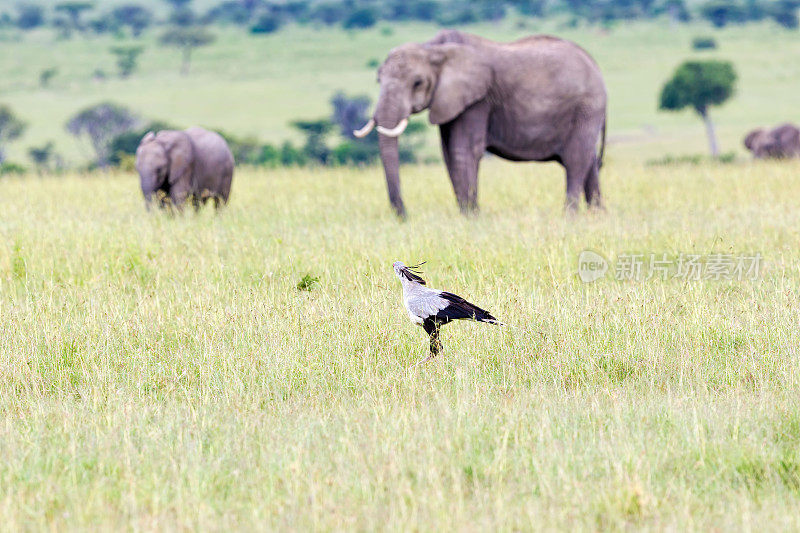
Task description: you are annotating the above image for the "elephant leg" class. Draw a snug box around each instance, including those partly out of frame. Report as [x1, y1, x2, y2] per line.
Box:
[169, 183, 191, 213]
[562, 133, 598, 213]
[439, 101, 489, 215]
[584, 160, 603, 209]
[191, 195, 201, 212]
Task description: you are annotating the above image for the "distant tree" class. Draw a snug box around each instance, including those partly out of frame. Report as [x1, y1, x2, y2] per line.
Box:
[164, 0, 192, 8]
[509, 0, 546, 17]
[770, 0, 800, 28]
[659, 60, 737, 157]
[159, 26, 216, 75]
[110, 45, 145, 78]
[66, 102, 138, 168]
[331, 92, 371, 139]
[111, 4, 152, 36]
[88, 13, 119, 34]
[169, 6, 196, 26]
[700, 0, 746, 27]
[0, 105, 26, 164]
[28, 142, 64, 174]
[311, 1, 347, 24]
[250, 12, 282, 34]
[204, 1, 252, 25]
[55, 2, 95, 31]
[343, 6, 377, 29]
[692, 36, 718, 50]
[665, 0, 691, 23]
[52, 16, 75, 39]
[39, 67, 59, 88]
[292, 119, 333, 164]
[15, 3, 45, 29]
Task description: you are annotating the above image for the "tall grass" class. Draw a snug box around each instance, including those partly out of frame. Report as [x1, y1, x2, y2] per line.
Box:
[1, 159, 799, 528]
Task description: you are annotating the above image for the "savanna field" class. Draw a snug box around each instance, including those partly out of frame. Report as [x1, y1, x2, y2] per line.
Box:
[2, 14, 800, 531]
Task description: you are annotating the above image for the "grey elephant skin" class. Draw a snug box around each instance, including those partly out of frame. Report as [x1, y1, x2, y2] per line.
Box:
[744, 124, 800, 159]
[356, 30, 607, 217]
[135, 127, 234, 211]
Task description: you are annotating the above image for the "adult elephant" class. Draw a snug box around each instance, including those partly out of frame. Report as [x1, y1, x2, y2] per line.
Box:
[744, 124, 800, 159]
[135, 127, 234, 211]
[354, 30, 607, 217]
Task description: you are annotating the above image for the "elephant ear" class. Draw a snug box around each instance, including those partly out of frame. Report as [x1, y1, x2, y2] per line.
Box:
[743, 129, 763, 151]
[141, 131, 156, 144]
[157, 131, 194, 186]
[427, 44, 491, 125]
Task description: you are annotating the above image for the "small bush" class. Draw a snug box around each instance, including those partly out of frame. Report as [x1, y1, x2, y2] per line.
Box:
[0, 161, 27, 175]
[250, 13, 282, 34]
[692, 36, 718, 50]
[343, 7, 377, 29]
[296, 274, 319, 291]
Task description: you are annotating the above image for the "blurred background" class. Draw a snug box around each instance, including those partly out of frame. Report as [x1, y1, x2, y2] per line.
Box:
[0, 0, 798, 173]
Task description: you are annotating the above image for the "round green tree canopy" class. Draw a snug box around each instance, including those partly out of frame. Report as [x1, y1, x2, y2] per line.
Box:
[659, 60, 737, 114]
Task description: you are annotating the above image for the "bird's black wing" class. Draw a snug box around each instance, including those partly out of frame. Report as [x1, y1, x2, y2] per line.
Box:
[434, 291, 499, 323]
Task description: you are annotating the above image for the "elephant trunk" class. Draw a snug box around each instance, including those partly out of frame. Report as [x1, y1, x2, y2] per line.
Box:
[378, 134, 406, 219]
[375, 92, 410, 219]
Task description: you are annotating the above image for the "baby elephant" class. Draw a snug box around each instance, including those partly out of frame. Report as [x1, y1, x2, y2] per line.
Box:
[744, 123, 800, 159]
[135, 126, 234, 211]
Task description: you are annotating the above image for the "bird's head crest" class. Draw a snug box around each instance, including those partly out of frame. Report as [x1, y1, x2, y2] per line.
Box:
[393, 261, 426, 285]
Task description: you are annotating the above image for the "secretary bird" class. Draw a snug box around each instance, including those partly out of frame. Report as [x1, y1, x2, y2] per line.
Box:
[393, 261, 503, 361]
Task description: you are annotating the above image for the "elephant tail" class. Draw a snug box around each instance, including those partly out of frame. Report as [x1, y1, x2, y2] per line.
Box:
[597, 118, 606, 170]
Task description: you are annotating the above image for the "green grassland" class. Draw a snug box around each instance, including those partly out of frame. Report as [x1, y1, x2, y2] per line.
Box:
[2, 17, 800, 530]
[1, 158, 800, 528]
[0, 20, 799, 164]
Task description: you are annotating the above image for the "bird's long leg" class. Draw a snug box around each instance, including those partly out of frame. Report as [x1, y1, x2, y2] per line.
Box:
[429, 326, 442, 357]
[418, 320, 442, 364]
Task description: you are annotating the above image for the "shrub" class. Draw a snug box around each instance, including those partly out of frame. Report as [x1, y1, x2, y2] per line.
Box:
[111, 4, 153, 37]
[66, 102, 139, 168]
[39, 68, 58, 88]
[700, 0, 747, 27]
[250, 13, 282, 34]
[692, 36, 718, 50]
[15, 4, 45, 30]
[343, 7, 377, 29]
[0, 162, 27, 175]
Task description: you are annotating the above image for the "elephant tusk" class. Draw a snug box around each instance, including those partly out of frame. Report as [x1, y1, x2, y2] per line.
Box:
[376, 118, 408, 138]
[353, 119, 375, 138]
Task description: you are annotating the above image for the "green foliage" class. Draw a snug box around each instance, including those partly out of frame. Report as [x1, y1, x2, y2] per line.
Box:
[159, 26, 216, 74]
[292, 119, 334, 164]
[111, 4, 153, 37]
[770, 0, 800, 28]
[343, 7, 377, 29]
[0, 161, 26, 175]
[109, 45, 145, 78]
[0, 105, 26, 163]
[250, 12, 282, 34]
[204, 1, 253, 25]
[692, 36, 718, 50]
[700, 0, 747, 27]
[659, 60, 737, 114]
[296, 274, 320, 291]
[15, 3, 44, 29]
[55, 1, 95, 30]
[28, 141, 64, 173]
[66, 102, 138, 168]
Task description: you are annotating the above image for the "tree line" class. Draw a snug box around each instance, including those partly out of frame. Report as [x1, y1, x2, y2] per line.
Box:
[3, 0, 799, 34]
[0, 92, 427, 175]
